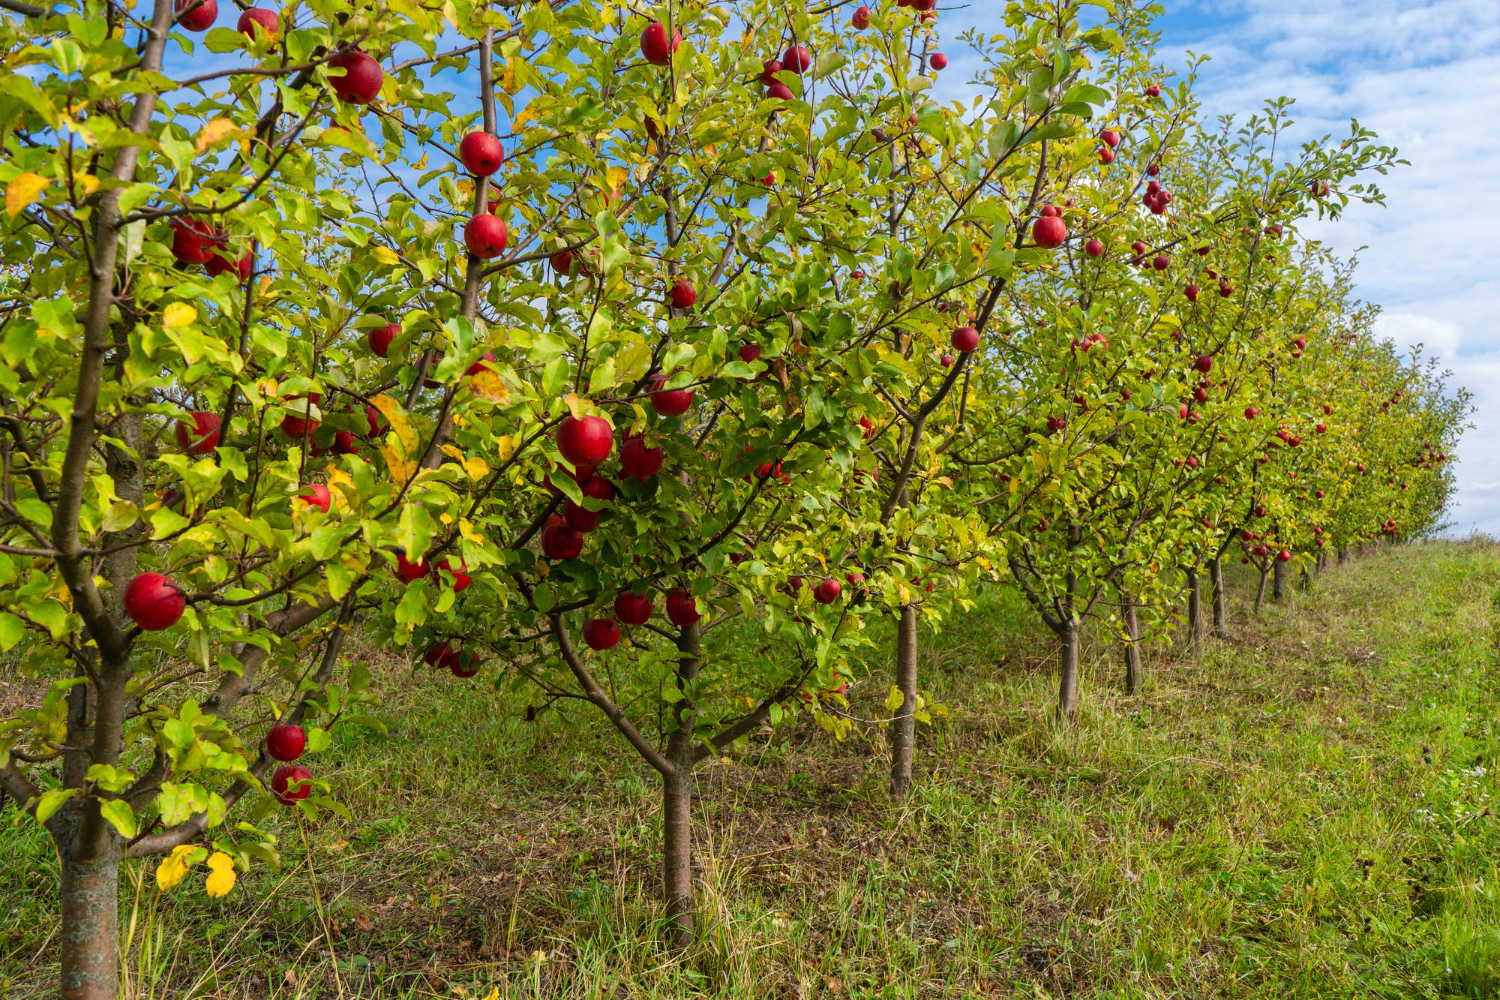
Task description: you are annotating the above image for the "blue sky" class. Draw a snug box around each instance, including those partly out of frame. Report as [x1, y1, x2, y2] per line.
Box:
[936, 0, 1500, 537]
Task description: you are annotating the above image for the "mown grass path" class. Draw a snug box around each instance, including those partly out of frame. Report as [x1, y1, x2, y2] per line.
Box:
[3, 541, 1497, 998]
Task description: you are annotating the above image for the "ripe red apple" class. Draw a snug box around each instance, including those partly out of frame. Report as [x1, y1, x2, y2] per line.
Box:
[582, 618, 621, 650]
[1145, 83, 1161, 98]
[1152, 254, 1169, 271]
[666, 588, 701, 627]
[928, 52, 947, 71]
[640, 20, 682, 66]
[266, 723, 306, 762]
[939, 354, 954, 368]
[424, 642, 457, 670]
[395, 553, 429, 582]
[852, 4, 871, 28]
[280, 394, 320, 439]
[1244, 407, 1259, 419]
[620, 434, 664, 480]
[174, 411, 222, 454]
[557, 414, 614, 466]
[1032, 215, 1067, 248]
[1085, 239, 1104, 258]
[550, 249, 575, 275]
[950, 325, 979, 352]
[1316, 423, 1327, 434]
[368, 321, 399, 358]
[759, 57, 783, 85]
[175, 0, 216, 30]
[439, 557, 471, 591]
[615, 590, 653, 625]
[297, 483, 331, 513]
[271, 765, 312, 804]
[449, 650, 480, 677]
[465, 350, 496, 377]
[813, 578, 842, 604]
[782, 44, 812, 73]
[124, 573, 186, 631]
[236, 7, 276, 37]
[541, 522, 583, 560]
[1100, 129, 1120, 147]
[169, 219, 220, 264]
[459, 131, 504, 176]
[564, 475, 615, 532]
[1098, 147, 1115, 165]
[1184, 283, 1199, 302]
[205, 248, 252, 282]
[1194, 355, 1212, 373]
[669, 278, 697, 310]
[1276, 550, 1291, 563]
[1219, 280, 1234, 297]
[464, 213, 508, 258]
[328, 50, 382, 105]
[648, 375, 695, 416]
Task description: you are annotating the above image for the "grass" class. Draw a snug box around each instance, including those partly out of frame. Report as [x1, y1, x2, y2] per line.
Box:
[3, 539, 1499, 998]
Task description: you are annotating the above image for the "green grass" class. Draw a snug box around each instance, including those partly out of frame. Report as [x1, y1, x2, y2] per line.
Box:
[4, 540, 1499, 998]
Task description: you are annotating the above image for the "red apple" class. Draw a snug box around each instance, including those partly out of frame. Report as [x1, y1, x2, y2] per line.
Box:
[615, 590, 653, 625]
[1145, 83, 1161, 98]
[1244, 407, 1259, 419]
[767, 81, 795, 101]
[1276, 550, 1291, 563]
[280, 394, 320, 439]
[648, 375, 694, 416]
[464, 213, 508, 258]
[782, 44, 812, 74]
[271, 764, 312, 804]
[620, 434, 664, 480]
[236, 7, 276, 37]
[1100, 129, 1120, 147]
[124, 573, 186, 631]
[939, 354, 954, 367]
[558, 414, 614, 466]
[1098, 147, 1115, 165]
[170, 219, 221, 264]
[541, 522, 583, 560]
[1085, 239, 1104, 258]
[465, 350, 496, 377]
[669, 278, 697, 310]
[368, 321, 400, 358]
[813, 578, 842, 604]
[1032, 215, 1067, 248]
[1184, 284, 1200, 302]
[666, 588, 700, 627]
[640, 20, 681, 66]
[266, 724, 306, 762]
[1194, 355, 1212, 373]
[458, 131, 504, 176]
[759, 58, 784, 85]
[175, 0, 216, 30]
[582, 618, 621, 650]
[328, 50, 382, 105]
[174, 411, 222, 454]
[297, 483, 331, 513]
[439, 558, 470, 591]
[395, 553, 429, 582]
[205, 248, 252, 282]
[950, 325, 979, 352]
[928, 52, 947, 71]
[852, 5, 871, 28]
[331, 431, 358, 455]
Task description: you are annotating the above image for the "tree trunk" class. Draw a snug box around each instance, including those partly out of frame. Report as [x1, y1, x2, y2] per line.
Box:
[660, 764, 694, 948]
[1209, 557, 1228, 639]
[1121, 595, 1142, 694]
[1057, 620, 1080, 720]
[1272, 560, 1286, 602]
[888, 603, 919, 798]
[1254, 568, 1268, 616]
[1186, 569, 1203, 654]
[60, 849, 120, 1000]
[659, 621, 701, 948]
[1338, 546, 1349, 565]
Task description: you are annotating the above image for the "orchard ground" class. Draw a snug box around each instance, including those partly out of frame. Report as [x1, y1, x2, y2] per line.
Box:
[3, 540, 1498, 999]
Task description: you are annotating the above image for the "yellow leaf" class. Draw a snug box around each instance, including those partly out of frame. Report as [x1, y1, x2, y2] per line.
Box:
[469, 368, 509, 402]
[605, 166, 627, 192]
[371, 245, 401, 267]
[459, 518, 484, 544]
[494, 434, 515, 462]
[6, 172, 50, 218]
[463, 455, 489, 480]
[156, 845, 198, 891]
[204, 851, 236, 898]
[563, 394, 583, 420]
[884, 686, 906, 712]
[76, 174, 100, 196]
[500, 57, 522, 95]
[162, 303, 197, 329]
[512, 107, 534, 130]
[369, 394, 417, 455]
[194, 118, 238, 154]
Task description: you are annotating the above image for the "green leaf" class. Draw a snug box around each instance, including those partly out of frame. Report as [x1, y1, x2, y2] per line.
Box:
[99, 799, 138, 838]
[34, 787, 77, 824]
